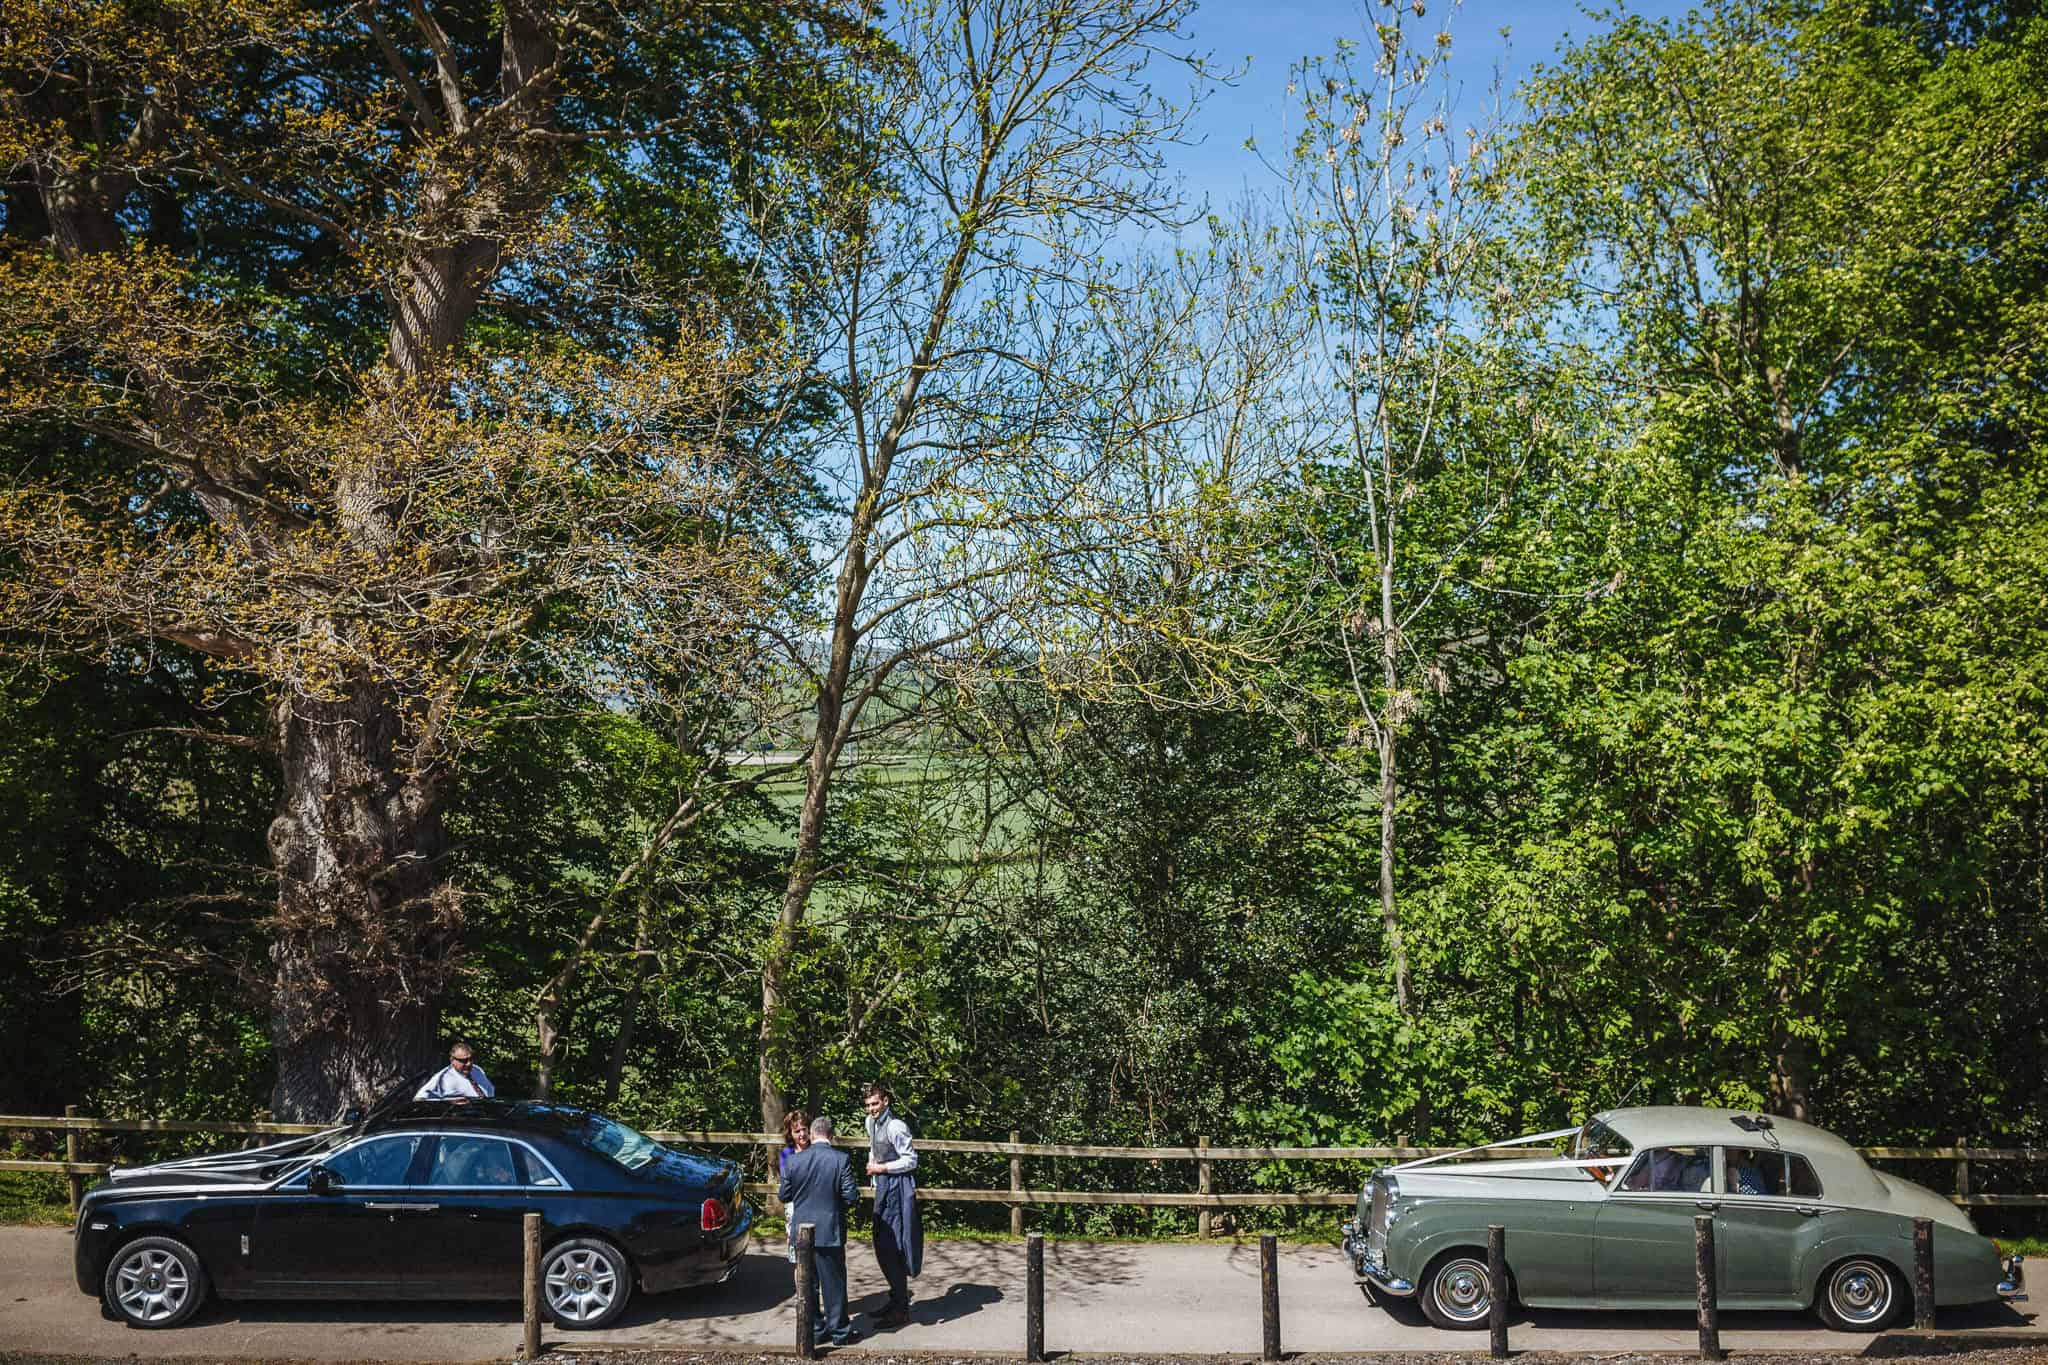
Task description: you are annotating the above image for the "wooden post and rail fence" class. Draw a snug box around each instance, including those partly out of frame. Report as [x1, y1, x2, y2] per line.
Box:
[4, 1112, 2043, 1219]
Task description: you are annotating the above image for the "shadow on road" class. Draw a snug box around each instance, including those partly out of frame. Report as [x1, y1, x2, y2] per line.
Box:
[1047, 1238, 1141, 1294]
[853, 1281, 1004, 1333]
[206, 1300, 517, 1330]
[1868, 1301, 2041, 1356]
[629, 1254, 794, 1326]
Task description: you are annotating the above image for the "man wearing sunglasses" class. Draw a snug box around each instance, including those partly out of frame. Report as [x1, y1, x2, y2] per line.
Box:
[415, 1042, 497, 1100]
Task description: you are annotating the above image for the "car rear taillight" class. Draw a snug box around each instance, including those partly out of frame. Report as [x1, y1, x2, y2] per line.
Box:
[701, 1196, 728, 1232]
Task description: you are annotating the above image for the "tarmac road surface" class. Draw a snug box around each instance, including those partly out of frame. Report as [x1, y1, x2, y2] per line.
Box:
[1, 1225, 2037, 1359]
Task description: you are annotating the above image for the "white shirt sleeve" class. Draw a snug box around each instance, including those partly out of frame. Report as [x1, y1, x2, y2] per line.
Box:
[415, 1066, 486, 1099]
[881, 1116, 917, 1173]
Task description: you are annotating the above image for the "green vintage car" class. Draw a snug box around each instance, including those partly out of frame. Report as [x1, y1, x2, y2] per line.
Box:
[1340, 1106, 2025, 1332]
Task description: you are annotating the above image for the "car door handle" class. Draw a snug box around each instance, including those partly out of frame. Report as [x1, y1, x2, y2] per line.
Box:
[1796, 1205, 1823, 1217]
[1695, 1200, 1719, 1211]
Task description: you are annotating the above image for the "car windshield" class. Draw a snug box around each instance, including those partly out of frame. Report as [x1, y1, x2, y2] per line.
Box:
[576, 1112, 665, 1171]
[1572, 1118, 1634, 1185]
[261, 1125, 358, 1181]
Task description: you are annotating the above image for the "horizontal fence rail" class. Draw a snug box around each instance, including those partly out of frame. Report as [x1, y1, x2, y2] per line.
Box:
[4, 1114, 2043, 1212]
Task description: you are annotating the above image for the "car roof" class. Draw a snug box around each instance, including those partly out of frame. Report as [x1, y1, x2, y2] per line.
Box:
[1593, 1105, 1884, 1201]
[365, 1098, 599, 1138]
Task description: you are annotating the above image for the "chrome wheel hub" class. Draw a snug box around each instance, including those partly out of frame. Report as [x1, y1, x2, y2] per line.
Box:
[545, 1247, 620, 1322]
[1830, 1261, 1893, 1324]
[115, 1248, 192, 1323]
[1433, 1257, 1492, 1321]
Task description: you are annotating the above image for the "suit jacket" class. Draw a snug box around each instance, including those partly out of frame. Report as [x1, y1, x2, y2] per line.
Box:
[778, 1142, 858, 1248]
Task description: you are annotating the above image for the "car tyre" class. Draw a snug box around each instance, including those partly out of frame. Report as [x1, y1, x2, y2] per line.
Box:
[542, 1236, 634, 1330]
[1815, 1257, 1904, 1332]
[102, 1234, 208, 1329]
[1418, 1250, 1503, 1331]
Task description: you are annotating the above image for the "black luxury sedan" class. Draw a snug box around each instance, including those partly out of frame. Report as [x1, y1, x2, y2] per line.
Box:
[73, 1083, 753, 1330]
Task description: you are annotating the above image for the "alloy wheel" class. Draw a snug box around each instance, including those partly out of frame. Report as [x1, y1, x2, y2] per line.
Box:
[114, 1246, 193, 1324]
[545, 1245, 622, 1324]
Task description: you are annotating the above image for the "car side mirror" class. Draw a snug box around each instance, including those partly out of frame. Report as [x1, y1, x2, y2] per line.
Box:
[307, 1165, 341, 1196]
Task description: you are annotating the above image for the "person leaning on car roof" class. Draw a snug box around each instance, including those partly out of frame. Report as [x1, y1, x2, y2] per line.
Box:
[415, 1040, 496, 1100]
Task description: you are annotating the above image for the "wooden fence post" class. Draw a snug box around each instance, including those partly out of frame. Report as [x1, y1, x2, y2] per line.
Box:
[796, 1223, 818, 1358]
[1026, 1232, 1046, 1363]
[1260, 1233, 1281, 1361]
[64, 1105, 83, 1215]
[1957, 1140, 1972, 1205]
[1914, 1216, 1936, 1329]
[1011, 1130, 1023, 1236]
[1695, 1214, 1723, 1360]
[1198, 1135, 1212, 1238]
[522, 1212, 542, 1359]
[1487, 1225, 1508, 1360]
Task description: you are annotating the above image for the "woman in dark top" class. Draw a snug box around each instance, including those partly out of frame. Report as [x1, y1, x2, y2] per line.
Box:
[779, 1109, 811, 1262]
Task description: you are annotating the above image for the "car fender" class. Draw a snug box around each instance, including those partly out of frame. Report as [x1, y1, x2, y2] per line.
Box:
[1385, 1200, 1519, 1292]
[1792, 1209, 1908, 1305]
[77, 1210, 204, 1294]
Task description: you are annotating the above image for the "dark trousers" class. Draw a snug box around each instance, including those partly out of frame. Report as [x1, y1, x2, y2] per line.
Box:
[872, 1180, 916, 1311]
[809, 1244, 851, 1339]
[873, 1236, 910, 1312]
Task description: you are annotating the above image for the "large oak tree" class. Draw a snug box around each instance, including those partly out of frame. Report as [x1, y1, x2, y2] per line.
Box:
[0, 0, 856, 1118]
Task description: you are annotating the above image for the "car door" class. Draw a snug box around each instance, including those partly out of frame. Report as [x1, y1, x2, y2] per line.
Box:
[1713, 1146, 1826, 1306]
[1593, 1146, 1718, 1305]
[251, 1133, 431, 1295]
[407, 1134, 533, 1297]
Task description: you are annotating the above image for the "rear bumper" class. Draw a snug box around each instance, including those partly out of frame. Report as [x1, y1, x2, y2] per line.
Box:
[1999, 1255, 2026, 1302]
[641, 1203, 754, 1294]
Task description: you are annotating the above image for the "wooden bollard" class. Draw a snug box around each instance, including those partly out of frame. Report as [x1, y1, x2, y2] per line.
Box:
[65, 1106, 83, 1215]
[1260, 1233, 1281, 1361]
[1695, 1214, 1724, 1360]
[1026, 1232, 1046, 1362]
[1486, 1225, 1508, 1360]
[1914, 1216, 1936, 1329]
[1011, 1130, 1024, 1237]
[1198, 1136, 1212, 1238]
[521, 1212, 542, 1359]
[796, 1223, 818, 1358]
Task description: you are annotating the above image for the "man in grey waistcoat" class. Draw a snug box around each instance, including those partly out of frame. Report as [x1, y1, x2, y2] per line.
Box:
[863, 1081, 921, 1327]
[778, 1114, 861, 1345]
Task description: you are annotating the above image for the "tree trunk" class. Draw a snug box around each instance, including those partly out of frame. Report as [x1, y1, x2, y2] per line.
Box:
[1380, 547, 1411, 1017]
[265, 679, 457, 1120]
[603, 881, 656, 1107]
[1768, 1024, 1813, 1122]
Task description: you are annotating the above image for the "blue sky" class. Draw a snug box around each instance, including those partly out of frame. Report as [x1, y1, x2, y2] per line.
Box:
[1160, 0, 1687, 211]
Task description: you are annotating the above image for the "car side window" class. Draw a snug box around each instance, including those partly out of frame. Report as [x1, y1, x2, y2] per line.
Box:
[512, 1145, 563, 1187]
[325, 1134, 425, 1187]
[1786, 1154, 1822, 1198]
[424, 1135, 522, 1188]
[1619, 1145, 1712, 1193]
[1723, 1146, 1784, 1196]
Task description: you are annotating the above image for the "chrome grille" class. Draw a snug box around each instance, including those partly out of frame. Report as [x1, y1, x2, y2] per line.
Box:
[1366, 1176, 1389, 1258]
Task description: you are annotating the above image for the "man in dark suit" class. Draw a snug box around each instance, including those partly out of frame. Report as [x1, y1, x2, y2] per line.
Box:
[778, 1114, 861, 1345]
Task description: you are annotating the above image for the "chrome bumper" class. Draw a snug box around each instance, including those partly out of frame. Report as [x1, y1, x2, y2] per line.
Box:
[1999, 1255, 2026, 1301]
[1340, 1219, 1416, 1298]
